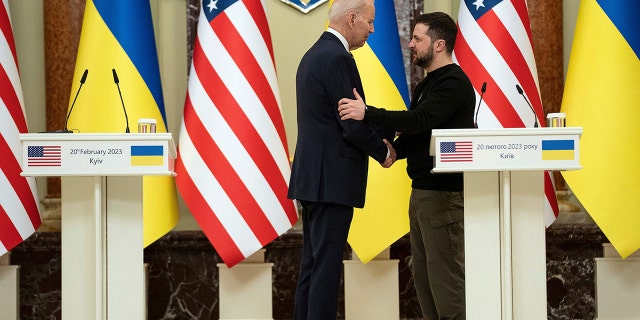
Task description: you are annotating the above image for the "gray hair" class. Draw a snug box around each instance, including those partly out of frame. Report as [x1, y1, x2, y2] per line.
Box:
[328, 0, 372, 23]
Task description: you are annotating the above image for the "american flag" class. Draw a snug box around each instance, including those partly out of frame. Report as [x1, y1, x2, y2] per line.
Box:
[453, 0, 559, 226]
[440, 141, 473, 162]
[0, 0, 41, 255]
[175, 0, 297, 267]
[27, 146, 62, 166]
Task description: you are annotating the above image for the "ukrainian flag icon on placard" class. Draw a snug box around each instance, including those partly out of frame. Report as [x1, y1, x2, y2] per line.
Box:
[131, 145, 164, 166]
[541, 140, 574, 160]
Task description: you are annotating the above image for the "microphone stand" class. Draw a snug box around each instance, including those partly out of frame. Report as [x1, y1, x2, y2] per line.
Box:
[474, 82, 487, 128]
[60, 69, 89, 133]
[516, 84, 538, 128]
[112, 69, 130, 133]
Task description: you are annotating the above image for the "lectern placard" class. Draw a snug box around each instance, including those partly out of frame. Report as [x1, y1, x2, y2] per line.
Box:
[430, 127, 582, 172]
[428, 127, 583, 320]
[19, 132, 177, 319]
[19, 133, 176, 176]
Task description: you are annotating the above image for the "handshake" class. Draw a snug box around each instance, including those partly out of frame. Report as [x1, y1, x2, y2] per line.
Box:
[381, 139, 397, 168]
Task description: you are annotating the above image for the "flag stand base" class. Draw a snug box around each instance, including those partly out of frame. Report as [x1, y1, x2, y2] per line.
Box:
[218, 249, 273, 320]
[0, 262, 19, 320]
[344, 248, 399, 320]
[595, 243, 640, 319]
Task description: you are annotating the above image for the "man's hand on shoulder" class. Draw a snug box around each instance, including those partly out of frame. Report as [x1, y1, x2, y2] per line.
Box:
[338, 88, 366, 121]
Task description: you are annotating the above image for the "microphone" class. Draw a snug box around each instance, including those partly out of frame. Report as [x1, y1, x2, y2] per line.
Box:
[60, 69, 88, 133]
[515, 84, 538, 128]
[112, 69, 130, 133]
[474, 81, 487, 128]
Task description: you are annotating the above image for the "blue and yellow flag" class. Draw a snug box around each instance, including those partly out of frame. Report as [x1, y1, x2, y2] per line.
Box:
[329, 0, 412, 263]
[68, 0, 179, 246]
[560, 0, 640, 258]
[541, 140, 575, 161]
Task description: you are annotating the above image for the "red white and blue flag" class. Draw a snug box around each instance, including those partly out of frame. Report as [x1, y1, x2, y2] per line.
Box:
[440, 141, 473, 162]
[175, 0, 297, 267]
[27, 146, 62, 167]
[0, 0, 41, 255]
[453, 0, 559, 226]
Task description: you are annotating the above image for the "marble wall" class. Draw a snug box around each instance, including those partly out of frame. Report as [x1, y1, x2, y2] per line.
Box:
[9, 232, 61, 319]
[546, 224, 606, 319]
[10, 224, 606, 320]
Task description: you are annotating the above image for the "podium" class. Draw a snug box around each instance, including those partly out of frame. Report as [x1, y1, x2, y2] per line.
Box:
[430, 127, 582, 320]
[20, 133, 176, 320]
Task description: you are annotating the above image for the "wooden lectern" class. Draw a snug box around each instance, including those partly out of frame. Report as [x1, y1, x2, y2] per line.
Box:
[20, 133, 176, 320]
[430, 127, 582, 320]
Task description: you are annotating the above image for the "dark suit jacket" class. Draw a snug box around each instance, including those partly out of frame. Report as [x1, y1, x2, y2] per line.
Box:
[288, 32, 390, 208]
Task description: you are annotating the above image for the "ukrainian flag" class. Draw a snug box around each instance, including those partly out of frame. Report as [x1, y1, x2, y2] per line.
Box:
[561, 0, 640, 258]
[67, 0, 179, 246]
[331, 0, 412, 263]
[541, 140, 574, 161]
[130, 146, 164, 166]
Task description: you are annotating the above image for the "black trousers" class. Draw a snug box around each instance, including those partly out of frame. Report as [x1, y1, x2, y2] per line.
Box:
[293, 201, 353, 320]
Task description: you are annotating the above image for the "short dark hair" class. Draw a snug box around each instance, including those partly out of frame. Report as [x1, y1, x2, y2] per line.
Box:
[414, 12, 458, 54]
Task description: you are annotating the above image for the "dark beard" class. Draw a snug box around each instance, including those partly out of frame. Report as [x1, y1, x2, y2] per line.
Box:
[413, 49, 434, 69]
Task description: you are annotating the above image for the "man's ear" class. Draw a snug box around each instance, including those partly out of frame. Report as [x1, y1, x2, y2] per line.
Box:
[348, 13, 357, 27]
[436, 39, 446, 52]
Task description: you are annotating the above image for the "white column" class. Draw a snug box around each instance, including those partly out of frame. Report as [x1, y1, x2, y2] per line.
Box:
[499, 171, 513, 319]
[464, 171, 547, 320]
[61, 176, 146, 320]
[106, 176, 145, 319]
[510, 171, 546, 319]
[464, 171, 502, 319]
[61, 176, 104, 320]
[344, 248, 399, 320]
[218, 249, 273, 320]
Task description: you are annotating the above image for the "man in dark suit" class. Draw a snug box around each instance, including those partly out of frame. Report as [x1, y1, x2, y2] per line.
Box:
[287, 0, 395, 318]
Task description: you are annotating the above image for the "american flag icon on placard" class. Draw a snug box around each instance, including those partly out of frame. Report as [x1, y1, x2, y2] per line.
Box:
[27, 145, 62, 166]
[440, 141, 473, 162]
